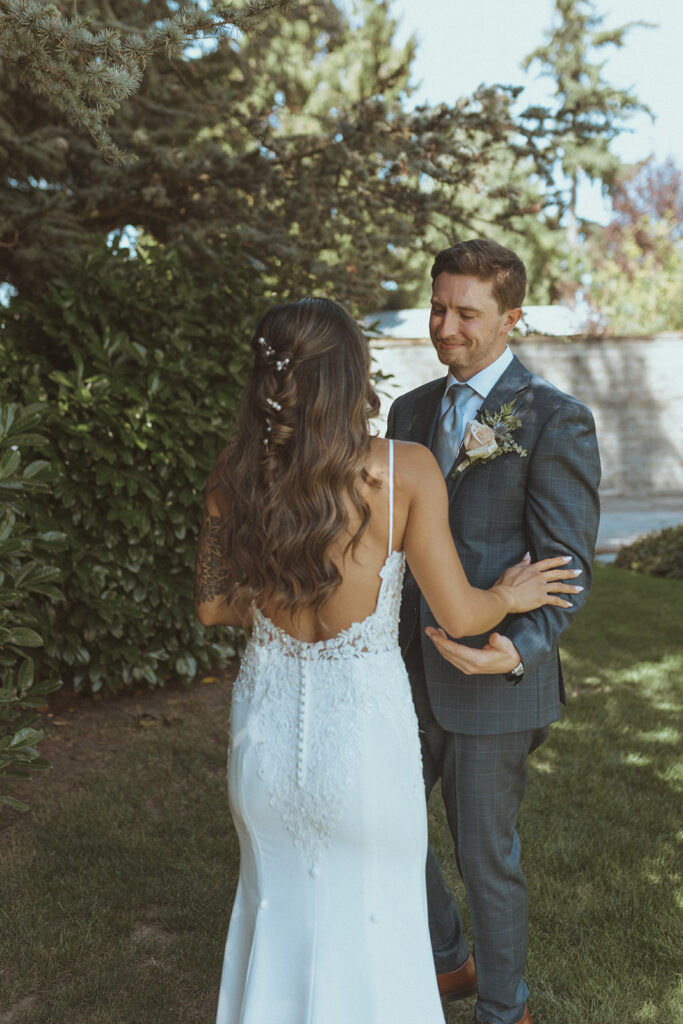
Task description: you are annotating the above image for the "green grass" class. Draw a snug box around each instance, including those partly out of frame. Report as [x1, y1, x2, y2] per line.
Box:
[1, 566, 682, 1024]
[0, 685, 238, 1024]
[439, 565, 683, 1024]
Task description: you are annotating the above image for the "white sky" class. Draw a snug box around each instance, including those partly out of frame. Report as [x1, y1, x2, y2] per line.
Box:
[387, 0, 683, 222]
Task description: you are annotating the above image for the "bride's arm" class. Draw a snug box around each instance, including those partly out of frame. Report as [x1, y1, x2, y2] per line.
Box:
[194, 488, 249, 628]
[399, 443, 578, 638]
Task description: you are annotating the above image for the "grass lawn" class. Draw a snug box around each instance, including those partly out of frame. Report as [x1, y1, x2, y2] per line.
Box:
[1, 565, 681, 1024]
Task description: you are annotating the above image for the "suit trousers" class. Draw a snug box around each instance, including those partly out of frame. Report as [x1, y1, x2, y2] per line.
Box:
[409, 642, 549, 1024]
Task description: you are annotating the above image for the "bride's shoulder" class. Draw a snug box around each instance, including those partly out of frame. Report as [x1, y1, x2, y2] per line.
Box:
[370, 437, 441, 486]
[393, 439, 440, 474]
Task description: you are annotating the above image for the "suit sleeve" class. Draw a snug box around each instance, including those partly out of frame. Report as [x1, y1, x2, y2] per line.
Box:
[503, 399, 601, 674]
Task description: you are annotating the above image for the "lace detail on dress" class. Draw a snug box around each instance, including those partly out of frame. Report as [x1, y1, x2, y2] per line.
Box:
[232, 551, 420, 866]
[246, 550, 405, 661]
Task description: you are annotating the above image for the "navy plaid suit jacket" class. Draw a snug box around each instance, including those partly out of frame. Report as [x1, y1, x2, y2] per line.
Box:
[386, 354, 601, 735]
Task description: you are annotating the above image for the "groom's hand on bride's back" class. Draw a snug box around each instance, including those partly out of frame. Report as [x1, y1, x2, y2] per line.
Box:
[424, 628, 522, 676]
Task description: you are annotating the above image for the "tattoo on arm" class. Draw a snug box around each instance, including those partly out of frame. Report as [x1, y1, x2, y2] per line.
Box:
[194, 510, 231, 606]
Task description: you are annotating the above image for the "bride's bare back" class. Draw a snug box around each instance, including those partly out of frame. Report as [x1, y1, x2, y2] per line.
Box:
[259, 437, 403, 642]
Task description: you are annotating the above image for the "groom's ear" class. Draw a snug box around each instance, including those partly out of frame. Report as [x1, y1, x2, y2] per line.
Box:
[503, 308, 523, 334]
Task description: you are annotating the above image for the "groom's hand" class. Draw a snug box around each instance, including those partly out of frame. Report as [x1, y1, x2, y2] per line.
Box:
[424, 628, 522, 676]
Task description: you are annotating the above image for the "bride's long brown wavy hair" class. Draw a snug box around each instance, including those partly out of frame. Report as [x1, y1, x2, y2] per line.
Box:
[209, 298, 381, 619]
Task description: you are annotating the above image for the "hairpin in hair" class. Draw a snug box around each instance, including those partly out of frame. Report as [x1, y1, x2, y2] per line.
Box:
[257, 335, 292, 373]
[266, 397, 282, 412]
[258, 336, 275, 359]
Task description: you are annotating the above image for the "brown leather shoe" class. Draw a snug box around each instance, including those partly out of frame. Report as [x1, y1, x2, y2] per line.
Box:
[436, 951, 477, 1000]
[478, 1004, 533, 1024]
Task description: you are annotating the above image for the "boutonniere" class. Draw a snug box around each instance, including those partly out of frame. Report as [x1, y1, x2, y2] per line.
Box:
[452, 399, 527, 477]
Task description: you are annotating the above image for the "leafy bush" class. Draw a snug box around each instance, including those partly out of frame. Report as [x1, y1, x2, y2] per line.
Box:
[615, 525, 683, 580]
[0, 402, 64, 810]
[0, 239, 263, 694]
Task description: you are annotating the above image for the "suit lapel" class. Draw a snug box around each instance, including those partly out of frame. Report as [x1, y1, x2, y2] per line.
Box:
[411, 378, 446, 449]
[446, 355, 532, 496]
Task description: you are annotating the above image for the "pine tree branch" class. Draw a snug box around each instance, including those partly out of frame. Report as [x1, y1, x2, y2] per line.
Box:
[0, 0, 292, 162]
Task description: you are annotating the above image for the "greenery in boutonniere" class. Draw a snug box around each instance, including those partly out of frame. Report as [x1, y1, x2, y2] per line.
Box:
[453, 399, 528, 476]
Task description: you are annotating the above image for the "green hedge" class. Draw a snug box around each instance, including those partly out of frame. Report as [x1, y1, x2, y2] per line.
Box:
[0, 239, 263, 694]
[615, 525, 683, 580]
[0, 402, 64, 809]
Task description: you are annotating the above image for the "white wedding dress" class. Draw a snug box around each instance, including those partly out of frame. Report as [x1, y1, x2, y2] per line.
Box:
[216, 442, 445, 1024]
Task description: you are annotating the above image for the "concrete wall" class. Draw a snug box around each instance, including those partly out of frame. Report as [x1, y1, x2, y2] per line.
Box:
[371, 334, 683, 497]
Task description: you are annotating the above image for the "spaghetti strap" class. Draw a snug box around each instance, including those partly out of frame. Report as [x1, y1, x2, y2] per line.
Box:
[387, 439, 394, 556]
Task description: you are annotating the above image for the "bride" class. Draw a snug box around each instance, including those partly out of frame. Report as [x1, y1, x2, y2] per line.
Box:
[194, 297, 578, 1024]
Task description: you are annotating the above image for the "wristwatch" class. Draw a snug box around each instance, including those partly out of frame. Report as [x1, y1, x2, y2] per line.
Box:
[506, 660, 525, 683]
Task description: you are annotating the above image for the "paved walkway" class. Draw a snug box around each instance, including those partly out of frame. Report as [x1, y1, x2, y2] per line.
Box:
[596, 494, 683, 556]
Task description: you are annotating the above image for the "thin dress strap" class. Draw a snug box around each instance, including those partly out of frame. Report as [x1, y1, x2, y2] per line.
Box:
[387, 439, 394, 556]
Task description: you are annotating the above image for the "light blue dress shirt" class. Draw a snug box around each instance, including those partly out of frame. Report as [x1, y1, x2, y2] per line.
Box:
[439, 346, 514, 448]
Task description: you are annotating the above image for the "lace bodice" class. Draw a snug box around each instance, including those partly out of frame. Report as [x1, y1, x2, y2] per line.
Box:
[248, 549, 405, 660]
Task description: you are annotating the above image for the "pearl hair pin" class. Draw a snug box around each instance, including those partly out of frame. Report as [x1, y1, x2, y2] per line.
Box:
[258, 336, 275, 359]
[258, 335, 291, 373]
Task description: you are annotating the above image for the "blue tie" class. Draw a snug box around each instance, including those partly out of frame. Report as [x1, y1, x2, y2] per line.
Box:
[434, 383, 475, 476]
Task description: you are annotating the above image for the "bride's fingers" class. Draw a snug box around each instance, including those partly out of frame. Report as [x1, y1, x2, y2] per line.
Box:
[531, 555, 574, 571]
[539, 568, 582, 582]
[544, 595, 573, 607]
[509, 551, 531, 567]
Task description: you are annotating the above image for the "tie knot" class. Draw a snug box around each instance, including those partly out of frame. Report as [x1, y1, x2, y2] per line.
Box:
[447, 383, 475, 409]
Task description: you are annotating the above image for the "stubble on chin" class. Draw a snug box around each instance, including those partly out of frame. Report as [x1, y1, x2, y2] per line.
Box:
[435, 347, 473, 380]
[433, 339, 468, 373]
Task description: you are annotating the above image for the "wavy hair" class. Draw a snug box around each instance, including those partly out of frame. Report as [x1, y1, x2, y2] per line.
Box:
[210, 298, 381, 620]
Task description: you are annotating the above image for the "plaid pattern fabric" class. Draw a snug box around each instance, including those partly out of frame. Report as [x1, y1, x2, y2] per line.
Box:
[387, 355, 601, 735]
[420, 714, 548, 1021]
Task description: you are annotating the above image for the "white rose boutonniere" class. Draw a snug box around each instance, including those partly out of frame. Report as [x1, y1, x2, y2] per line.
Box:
[454, 399, 528, 476]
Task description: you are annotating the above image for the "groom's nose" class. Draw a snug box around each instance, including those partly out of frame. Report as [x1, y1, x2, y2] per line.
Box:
[439, 309, 461, 337]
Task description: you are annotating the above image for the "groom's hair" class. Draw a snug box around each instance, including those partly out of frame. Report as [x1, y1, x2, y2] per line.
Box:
[431, 239, 526, 312]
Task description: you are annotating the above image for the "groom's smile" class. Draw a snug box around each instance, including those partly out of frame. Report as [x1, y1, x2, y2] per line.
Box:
[429, 273, 522, 382]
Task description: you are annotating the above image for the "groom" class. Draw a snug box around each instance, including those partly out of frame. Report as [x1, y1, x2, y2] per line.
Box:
[386, 239, 600, 1024]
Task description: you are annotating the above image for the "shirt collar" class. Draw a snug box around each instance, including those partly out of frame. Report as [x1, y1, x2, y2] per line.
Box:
[444, 345, 514, 399]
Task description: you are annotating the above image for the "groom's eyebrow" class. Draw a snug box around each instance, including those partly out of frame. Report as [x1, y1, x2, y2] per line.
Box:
[430, 300, 481, 313]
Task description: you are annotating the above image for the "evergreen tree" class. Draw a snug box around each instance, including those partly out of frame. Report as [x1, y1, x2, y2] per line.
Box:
[522, 0, 652, 246]
[1, 0, 553, 310]
[0, 0, 291, 162]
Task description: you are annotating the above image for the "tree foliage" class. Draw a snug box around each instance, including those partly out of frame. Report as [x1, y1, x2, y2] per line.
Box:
[0, 402, 63, 809]
[0, 0, 291, 162]
[583, 158, 683, 333]
[522, 0, 652, 243]
[609, 156, 683, 252]
[0, 237, 262, 695]
[1, 0, 554, 310]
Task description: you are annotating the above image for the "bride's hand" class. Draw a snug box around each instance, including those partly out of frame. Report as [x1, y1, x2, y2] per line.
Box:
[494, 553, 582, 614]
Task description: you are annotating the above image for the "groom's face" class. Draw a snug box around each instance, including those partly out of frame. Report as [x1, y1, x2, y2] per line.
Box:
[429, 273, 522, 381]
